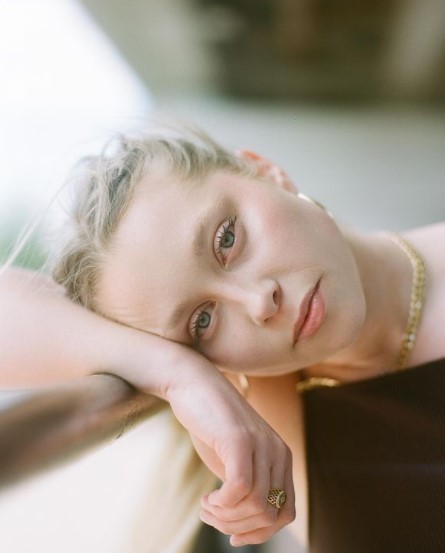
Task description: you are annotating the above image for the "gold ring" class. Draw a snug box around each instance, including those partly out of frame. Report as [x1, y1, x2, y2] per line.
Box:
[267, 488, 287, 509]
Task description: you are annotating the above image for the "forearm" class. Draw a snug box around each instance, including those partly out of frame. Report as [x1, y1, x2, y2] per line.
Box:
[0, 267, 184, 398]
[0, 268, 297, 545]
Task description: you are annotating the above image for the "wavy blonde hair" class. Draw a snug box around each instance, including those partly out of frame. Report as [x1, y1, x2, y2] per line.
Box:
[50, 122, 256, 553]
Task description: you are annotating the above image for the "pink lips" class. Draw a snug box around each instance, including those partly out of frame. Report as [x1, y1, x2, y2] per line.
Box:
[293, 279, 325, 345]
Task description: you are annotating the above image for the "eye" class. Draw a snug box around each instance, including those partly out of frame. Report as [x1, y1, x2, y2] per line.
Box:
[215, 216, 237, 264]
[189, 304, 215, 343]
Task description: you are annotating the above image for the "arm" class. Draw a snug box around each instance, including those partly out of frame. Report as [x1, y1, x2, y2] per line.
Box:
[0, 266, 295, 545]
[200, 372, 308, 547]
[0, 266, 180, 395]
[0, 267, 117, 384]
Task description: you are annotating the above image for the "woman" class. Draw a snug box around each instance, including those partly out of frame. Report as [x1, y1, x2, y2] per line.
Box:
[1, 123, 444, 551]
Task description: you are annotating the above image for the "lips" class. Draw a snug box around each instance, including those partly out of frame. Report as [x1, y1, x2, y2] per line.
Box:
[293, 279, 324, 345]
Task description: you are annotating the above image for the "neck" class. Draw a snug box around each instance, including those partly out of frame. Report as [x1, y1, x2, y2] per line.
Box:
[308, 229, 416, 383]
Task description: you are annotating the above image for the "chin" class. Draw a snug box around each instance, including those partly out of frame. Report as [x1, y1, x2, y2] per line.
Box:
[330, 299, 367, 354]
[301, 298, 366, 366]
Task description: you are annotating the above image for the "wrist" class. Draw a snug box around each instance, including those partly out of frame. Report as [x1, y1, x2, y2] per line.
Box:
[100, 322, 209, 401]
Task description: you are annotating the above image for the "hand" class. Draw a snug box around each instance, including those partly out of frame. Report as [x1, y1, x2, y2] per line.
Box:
[166, 353, 296, 547]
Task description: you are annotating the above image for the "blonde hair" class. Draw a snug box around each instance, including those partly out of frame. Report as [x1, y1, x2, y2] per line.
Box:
[52, 123, 254, 310]
[51, 122, 255, 553]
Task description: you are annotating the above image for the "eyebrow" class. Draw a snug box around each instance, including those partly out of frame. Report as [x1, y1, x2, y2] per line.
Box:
[167, 197, 231, 331]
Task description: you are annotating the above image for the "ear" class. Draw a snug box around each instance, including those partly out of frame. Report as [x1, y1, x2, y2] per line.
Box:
[235, 149, 298, 193]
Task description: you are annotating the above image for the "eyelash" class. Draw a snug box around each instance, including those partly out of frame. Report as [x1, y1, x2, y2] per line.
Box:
[215, 216, 237, 261]
[190, 305, 213, 343]
[190, 216, 238, 342]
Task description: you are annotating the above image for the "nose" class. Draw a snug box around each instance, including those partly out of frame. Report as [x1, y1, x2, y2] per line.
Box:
[224, 277, 280, 326]
[249, 279, 281, 325]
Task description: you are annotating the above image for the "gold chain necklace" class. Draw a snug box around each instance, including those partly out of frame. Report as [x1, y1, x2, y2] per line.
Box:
[386, 233, 426, 371]
[296, 233, 426, 393]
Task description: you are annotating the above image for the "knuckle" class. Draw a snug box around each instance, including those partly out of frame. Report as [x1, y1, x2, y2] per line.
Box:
[250, 493, 267, 513]
[218, 524, 233, 536]
[285, 444, 293, 462]
[279, 441, 290, 458]
[260, 510, 277, 527]
[215, 510, 232, 523]
[232, 477, 250, 496]
[233, 428, 253, 445]
[281, 507, 296, 525]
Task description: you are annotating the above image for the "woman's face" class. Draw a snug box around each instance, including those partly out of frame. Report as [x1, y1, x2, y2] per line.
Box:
[97, 163, 366, 376]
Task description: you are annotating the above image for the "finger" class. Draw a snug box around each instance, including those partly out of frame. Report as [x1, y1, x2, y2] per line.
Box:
[276, 449, 296, 522]
[201, 498, 276, 523]
[230, 483, 296, 548]
[207, 441, 253, 508]
[252, 447, 275, 513]
[200, 504, 277, 536]
[268, 446, 285, 509]
[203, 448, 272, 519]
[204, 439, 289, 521]
[201, 454, 280, 537]
[230, 500, 296, 547]
[229, 451, 296, 546]
[230, 519, 293, 548]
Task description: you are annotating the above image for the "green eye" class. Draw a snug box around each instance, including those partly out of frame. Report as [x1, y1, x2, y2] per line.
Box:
[197, 311, 211, 329]
[221, 230, 235, 248]
[216, 216, 237, 259]
[190, 306, 214, 343]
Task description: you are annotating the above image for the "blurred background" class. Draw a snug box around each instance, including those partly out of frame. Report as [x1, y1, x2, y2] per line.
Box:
[0, 0, 444, 552]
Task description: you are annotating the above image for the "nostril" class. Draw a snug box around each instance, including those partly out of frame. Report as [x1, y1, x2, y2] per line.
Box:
[273, 288, 279, 305]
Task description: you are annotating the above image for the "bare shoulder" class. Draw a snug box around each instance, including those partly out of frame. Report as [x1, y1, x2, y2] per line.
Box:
[402, 222, 445, 366]
[404, 221, 445, 269]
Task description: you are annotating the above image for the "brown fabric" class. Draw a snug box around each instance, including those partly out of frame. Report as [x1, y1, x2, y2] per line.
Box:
[303, 357, 445, 553]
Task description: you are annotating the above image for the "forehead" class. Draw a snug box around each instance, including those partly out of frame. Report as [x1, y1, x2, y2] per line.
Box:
[96, 170, 239, 336]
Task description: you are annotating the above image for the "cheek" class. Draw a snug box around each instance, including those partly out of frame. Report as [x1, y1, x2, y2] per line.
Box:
[257, 194, 333, 259]
[207, 323, 269, 371]
[321, 258, 367, 351]
[212, 330, 252, 366]
[243, 199, 300, 267]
